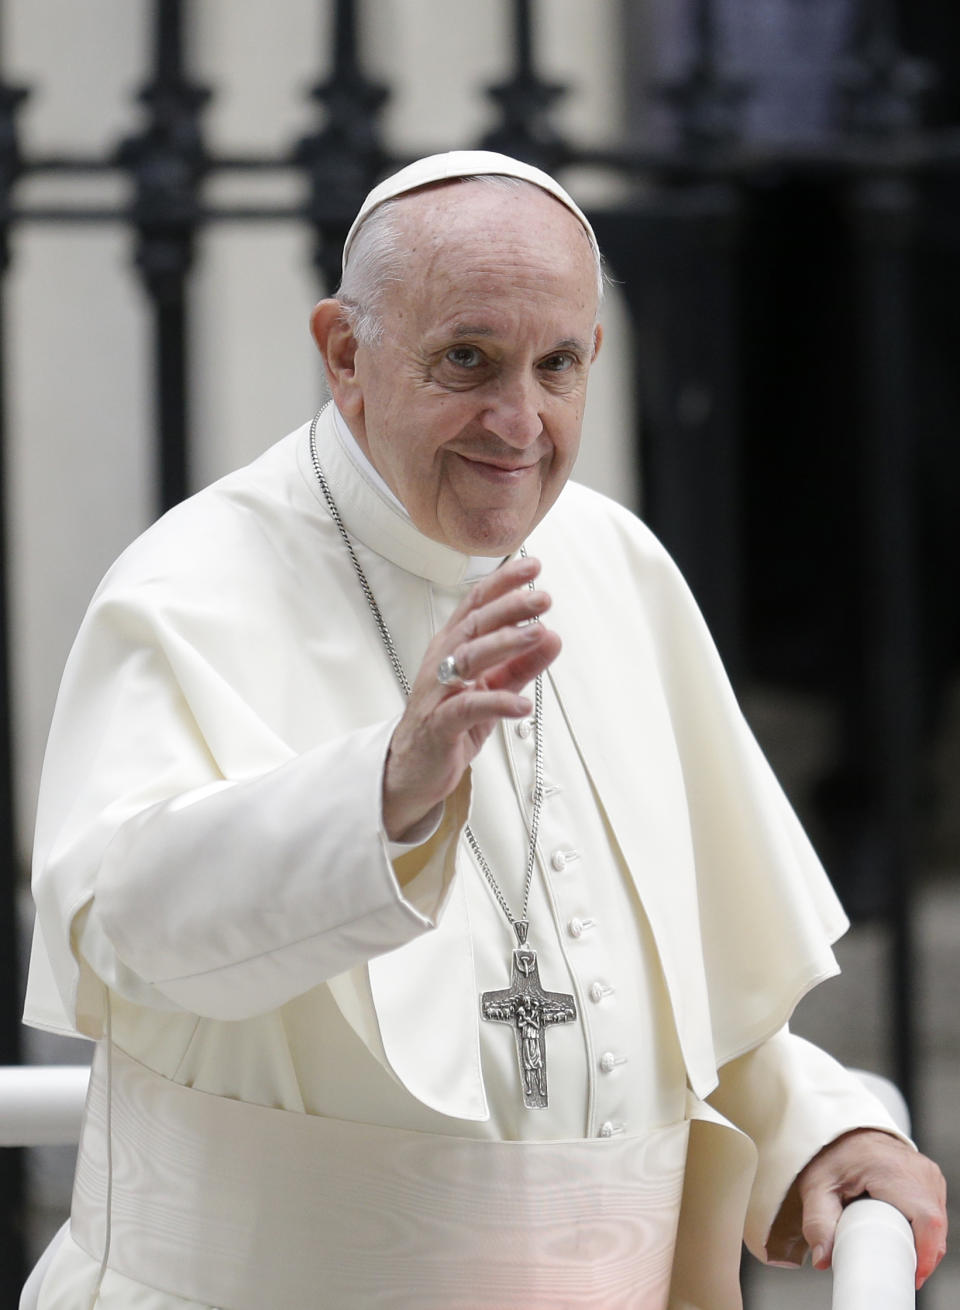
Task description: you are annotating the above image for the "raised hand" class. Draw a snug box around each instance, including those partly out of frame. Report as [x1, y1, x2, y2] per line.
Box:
[382, 556, 560, 842]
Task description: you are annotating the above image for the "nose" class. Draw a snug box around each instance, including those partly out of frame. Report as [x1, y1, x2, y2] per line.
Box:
[480, 374, 544, 448]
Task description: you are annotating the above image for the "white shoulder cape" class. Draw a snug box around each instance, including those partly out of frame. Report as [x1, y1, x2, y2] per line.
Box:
[24, 409, 848, 1116]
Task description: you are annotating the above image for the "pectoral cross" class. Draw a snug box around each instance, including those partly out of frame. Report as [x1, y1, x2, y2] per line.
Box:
[481, 922, 577, 1109]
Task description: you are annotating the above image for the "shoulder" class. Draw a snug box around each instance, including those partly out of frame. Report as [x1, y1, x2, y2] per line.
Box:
[533, 479, 682, 584]
[92, 424, 320, 604]
[530, 480, 716, 661]
[72, 422, 346, 660]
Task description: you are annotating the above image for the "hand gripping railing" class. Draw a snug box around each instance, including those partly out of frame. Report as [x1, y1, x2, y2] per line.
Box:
[1, 1064, 919, 1309]
[829, 1069, 917, 1310]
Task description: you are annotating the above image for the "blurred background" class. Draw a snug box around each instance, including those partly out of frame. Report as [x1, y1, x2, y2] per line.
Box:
[0, 1, 958, 1306]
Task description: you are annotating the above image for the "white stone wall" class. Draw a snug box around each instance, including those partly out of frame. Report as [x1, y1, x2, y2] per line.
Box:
[5, 0, 636, 866]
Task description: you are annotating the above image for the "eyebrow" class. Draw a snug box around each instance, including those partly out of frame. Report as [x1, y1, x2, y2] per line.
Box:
[448, 325, 590, 355]
[449, 324, 495, 339]
[552, 337, 591, 355]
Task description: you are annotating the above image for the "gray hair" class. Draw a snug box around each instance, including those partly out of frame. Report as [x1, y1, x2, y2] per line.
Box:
[336, 174, 605, 346]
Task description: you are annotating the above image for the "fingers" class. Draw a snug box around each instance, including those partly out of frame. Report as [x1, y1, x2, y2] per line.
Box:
[383, 556, 560, 842]
[431, 629, 561, 732]
[447, 556, 542, 629]
[443, 615, 560, 695]
[801, 1189, 845, 1270]
[914, 1204, 949, 1288]
[430, 686, 538, 736]
[796, 1130, 948, 1287]
[484, 625, 562, 694]
[802, 1185, 947, 1288]
[422, 555, 557, 702]
[910, 1169, 949, 1288]
[444, 618, 544, 690]
[447, 557, 551, 642]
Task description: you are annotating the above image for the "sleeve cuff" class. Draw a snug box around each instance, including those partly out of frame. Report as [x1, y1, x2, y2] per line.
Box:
[384, 810, 444, 863]
[386, 770, 472, 924]
[708, 1028, 911, 1265]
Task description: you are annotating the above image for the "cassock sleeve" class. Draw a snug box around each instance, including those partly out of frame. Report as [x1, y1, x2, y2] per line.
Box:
[707, 1026, 912, 1265]
[29, 571, 468, 1036]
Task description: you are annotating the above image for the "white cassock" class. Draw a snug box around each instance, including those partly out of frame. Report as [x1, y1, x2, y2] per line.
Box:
[24, 404, 903, 1309]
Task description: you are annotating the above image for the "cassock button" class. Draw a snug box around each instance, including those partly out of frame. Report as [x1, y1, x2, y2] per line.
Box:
[516, 718, 534, 739]
[550, 849, 568, 872]
[599, 1051, 627, 1074]
[599, 1120, 624, 1138]
[589, 981, 614, 1003]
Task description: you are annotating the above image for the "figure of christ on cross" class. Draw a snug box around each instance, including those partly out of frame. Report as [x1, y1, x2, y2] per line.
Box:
[481, 938, 578, 1110]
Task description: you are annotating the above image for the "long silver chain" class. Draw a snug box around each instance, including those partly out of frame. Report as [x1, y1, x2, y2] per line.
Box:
[309, 410, 544, 931]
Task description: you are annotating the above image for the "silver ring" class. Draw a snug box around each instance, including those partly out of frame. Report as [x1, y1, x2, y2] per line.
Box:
[437, 654, 473, 690]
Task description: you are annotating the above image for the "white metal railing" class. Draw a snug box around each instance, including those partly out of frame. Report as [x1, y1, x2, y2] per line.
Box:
[0, 1064, 89, 1147]
[832, 1198, 917, 1310]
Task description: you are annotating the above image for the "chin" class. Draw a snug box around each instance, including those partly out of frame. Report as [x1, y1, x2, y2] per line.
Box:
[426, 495, 545, 556]
[450, 521, 530, 557]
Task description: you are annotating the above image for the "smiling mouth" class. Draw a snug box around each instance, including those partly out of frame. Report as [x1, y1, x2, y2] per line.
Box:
[452, 452, 540, 480]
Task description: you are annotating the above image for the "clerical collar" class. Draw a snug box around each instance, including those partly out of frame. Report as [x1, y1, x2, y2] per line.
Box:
[332, 405, 407, 515]
[328, 405, 504, 582]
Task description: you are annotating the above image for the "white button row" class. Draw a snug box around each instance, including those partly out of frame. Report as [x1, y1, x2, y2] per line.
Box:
[599, 1051, 627, 1074]
[550, 847, 580, 872]
[567, 916, 596, 939]
[589, 980, 614, 1003]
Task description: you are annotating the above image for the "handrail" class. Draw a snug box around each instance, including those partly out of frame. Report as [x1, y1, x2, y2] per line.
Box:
[832, 1198, 917, 1310]
[0, 1064, 89, 1147]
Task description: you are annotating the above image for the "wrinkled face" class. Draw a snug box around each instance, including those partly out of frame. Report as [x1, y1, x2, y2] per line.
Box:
[341, 183, 601, 555]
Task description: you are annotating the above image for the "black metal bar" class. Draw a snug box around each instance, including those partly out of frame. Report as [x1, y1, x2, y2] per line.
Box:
[691, 0, 717, 58]
[11, 118, 960, 222]
[480, 0, 568, 170]
[295, 0, 388, 291]
[607, 3, 749, 673]
[847, 172, 923, 1119]
[833, 0, 934, 1129]
[117, 0, 210, 512]
[838, 0, 933, 137]
[0, 0, 28, 1292]
[0, 240, 25, 1305]
[593, 182, 745, 677]
[657, 0, 748, 156]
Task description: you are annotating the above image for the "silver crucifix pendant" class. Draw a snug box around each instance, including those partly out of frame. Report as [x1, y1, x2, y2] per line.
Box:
[480, 921, 577, 1109]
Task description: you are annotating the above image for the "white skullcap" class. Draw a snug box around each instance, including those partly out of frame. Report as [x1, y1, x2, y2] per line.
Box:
[341, 150, 599, 275]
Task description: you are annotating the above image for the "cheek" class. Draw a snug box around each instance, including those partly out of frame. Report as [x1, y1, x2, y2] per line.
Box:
[551, 406, 585, 461]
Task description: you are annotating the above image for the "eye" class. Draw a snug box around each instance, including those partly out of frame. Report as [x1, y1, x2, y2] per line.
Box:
[445, 345, 485, 369]
[540, 352, 577, 374]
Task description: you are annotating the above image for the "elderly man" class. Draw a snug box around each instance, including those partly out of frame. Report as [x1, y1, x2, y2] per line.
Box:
[24, 151, 944, 1308]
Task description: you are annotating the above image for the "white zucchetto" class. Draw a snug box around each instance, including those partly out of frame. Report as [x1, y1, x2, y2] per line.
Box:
[341, 149, 600, 274]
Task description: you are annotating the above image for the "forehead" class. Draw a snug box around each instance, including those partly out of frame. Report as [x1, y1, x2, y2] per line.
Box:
[371, 186, 594, 345]
[383, 181, 598, 330]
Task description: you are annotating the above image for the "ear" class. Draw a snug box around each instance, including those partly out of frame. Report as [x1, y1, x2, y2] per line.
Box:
[591, 323, 603, 363]
[310, 299, 364, 418]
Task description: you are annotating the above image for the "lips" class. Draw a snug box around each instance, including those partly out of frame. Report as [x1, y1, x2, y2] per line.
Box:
[450, 451, 541, 479]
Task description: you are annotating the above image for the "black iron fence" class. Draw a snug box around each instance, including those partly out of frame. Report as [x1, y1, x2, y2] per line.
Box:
[2, 0, 959, 1296]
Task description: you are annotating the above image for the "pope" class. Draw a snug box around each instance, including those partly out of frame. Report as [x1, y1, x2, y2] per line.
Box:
[23, 151, 945, 1308]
